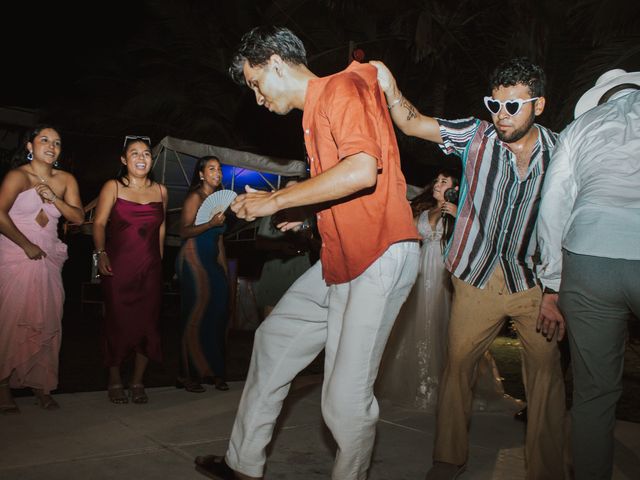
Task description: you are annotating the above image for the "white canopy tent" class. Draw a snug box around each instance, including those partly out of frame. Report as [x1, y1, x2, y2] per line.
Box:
[150, 136, 308, 245]
[152, 136, 307, 211]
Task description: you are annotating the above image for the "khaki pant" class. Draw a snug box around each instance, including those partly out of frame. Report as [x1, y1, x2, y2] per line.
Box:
[433, 267, 566, 480]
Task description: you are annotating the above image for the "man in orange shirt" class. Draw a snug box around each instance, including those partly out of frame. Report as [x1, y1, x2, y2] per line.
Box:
[194, 26, 420, 480]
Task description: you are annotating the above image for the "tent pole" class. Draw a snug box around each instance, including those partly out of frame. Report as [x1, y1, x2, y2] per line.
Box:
[161, 148, 167, 184]
[175, 150, 190, 185]
[257, 171, 276, 190]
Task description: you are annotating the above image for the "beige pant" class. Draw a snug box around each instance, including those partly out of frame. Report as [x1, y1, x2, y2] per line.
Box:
[433, 267, 566, 480]
[225, 241, 419, 479]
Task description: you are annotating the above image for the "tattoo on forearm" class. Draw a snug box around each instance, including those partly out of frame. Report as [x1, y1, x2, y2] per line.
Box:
[401, 99, 417, 121]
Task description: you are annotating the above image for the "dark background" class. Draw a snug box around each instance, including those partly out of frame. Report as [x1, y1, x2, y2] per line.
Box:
[2, 0, 639, 201]
[2, 1, 640, 419]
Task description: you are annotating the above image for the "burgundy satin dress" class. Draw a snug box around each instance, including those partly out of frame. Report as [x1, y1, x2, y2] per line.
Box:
[101, 194, 164, 366]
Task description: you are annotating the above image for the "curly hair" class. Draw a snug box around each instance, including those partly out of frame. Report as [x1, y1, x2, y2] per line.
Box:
[229, 26, 307, 85]
[489, 57, 546, 97]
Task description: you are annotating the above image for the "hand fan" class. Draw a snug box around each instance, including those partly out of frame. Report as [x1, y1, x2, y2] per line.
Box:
[195, 189, 238, 225]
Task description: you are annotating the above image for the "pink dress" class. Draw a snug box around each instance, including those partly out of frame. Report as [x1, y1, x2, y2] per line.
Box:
[0, 188, 68, 391]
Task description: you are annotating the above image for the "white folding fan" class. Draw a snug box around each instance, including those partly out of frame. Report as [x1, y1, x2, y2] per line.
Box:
[195, 189, 238, 225]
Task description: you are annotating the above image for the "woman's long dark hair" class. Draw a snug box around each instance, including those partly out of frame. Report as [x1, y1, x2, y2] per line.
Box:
[410, 168, 460, 252]
[12, 124, 61, 168]
[188, 155, 222, 192]
[116, 137, 155, 186]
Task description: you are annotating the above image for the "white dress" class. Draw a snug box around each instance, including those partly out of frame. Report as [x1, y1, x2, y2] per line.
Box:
[376, 210, 522, 412]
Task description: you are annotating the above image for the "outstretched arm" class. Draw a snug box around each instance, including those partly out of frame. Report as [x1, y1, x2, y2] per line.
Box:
[370, 60, 443, 143]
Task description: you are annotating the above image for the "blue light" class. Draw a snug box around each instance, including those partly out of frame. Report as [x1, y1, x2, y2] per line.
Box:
[220, 165, 279, 193]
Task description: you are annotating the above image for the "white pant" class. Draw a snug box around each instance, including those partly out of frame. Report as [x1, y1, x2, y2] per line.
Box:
[225, 241, 419, 479]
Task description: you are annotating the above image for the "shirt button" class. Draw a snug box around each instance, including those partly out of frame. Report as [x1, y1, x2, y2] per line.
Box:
[310, 156, 314, 162]
[322, 242, 326, 247]
[305, 129, 310, 134]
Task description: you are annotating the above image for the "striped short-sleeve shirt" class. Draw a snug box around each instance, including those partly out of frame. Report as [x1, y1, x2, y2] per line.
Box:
[438, 117, 557, 293]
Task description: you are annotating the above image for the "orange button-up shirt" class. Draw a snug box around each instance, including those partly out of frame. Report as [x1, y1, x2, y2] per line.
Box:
[302, 61, 419, 284]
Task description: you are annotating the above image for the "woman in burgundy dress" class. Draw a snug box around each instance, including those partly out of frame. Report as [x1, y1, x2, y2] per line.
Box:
[92, 136, 167, 404]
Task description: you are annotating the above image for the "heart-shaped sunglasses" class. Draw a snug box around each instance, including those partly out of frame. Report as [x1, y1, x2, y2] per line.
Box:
[483, 96, 539, 116]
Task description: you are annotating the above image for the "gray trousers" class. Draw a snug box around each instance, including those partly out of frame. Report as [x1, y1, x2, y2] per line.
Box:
[225, 241, 419, 479]
[558, 250, 640, 480]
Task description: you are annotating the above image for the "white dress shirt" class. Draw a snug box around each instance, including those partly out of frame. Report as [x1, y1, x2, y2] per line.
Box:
[537, 89, 640, 290]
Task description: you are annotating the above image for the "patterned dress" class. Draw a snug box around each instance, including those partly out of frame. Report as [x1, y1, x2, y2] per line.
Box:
[175, 224, 229, 379]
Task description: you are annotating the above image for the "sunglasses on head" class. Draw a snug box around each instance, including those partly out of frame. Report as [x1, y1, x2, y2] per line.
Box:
[483, 96, 539, 116]
[123, 135, 151, 149]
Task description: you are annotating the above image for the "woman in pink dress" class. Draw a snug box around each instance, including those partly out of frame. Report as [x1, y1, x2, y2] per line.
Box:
[92, 136, 167, 404]
[0, 125, 84, 414]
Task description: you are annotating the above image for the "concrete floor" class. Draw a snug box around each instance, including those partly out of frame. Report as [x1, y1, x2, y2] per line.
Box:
[1, 375, 639, 479]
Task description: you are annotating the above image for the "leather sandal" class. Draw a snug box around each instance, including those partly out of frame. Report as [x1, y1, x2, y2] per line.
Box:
[0, 382, 20, 415]
[129, 384, 149, 404]
[108, 384, 129, 404]
[0, 403, 20, 415]
[176, 377, 206, 393]
[34, 393, 60, 410]
[213, 377, 230, 391]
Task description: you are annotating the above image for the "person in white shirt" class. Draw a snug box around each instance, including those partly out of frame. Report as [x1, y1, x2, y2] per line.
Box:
[537, 69, 640, 480]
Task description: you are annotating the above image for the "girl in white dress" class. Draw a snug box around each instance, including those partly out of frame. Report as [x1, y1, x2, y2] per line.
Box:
[377, 169, 521, 412]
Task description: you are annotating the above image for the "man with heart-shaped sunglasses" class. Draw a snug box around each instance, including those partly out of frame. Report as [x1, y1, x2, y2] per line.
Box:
[371, 58, 566, 480]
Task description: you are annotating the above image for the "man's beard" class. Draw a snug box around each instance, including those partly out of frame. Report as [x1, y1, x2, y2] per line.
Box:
[495, 109, 536, 143]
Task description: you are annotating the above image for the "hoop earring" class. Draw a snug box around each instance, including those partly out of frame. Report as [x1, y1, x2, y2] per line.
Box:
[54, 160, 60, 168]
[27, 152, 33, 161]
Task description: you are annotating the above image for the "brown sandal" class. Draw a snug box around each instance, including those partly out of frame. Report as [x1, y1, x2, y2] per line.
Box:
[32, 388, 60, 410]
[35, 394, 60, 410]
[129, 384, 148, 404]
[108, 384, 129, 404]
[176, 377, 206, 393]
[0, 382, 20, 415]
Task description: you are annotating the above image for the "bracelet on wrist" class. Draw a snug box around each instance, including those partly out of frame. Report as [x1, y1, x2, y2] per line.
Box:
[387, 97, 402, 110]
[94, 250, 107, 256]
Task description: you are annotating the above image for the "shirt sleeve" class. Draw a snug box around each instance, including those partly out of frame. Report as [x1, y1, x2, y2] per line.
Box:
[324, 74, 383, 167]
[536, 129, 579, 291]
[436, 117, 480, 157]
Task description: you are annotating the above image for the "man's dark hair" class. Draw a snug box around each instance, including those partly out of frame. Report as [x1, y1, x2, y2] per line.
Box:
[229, 26, 307, 85]
[489, 57, 546, 97]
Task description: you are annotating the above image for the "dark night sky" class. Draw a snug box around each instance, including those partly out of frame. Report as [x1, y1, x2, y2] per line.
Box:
[3, 5, 137, 108]
[3, 0, 640, 197]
